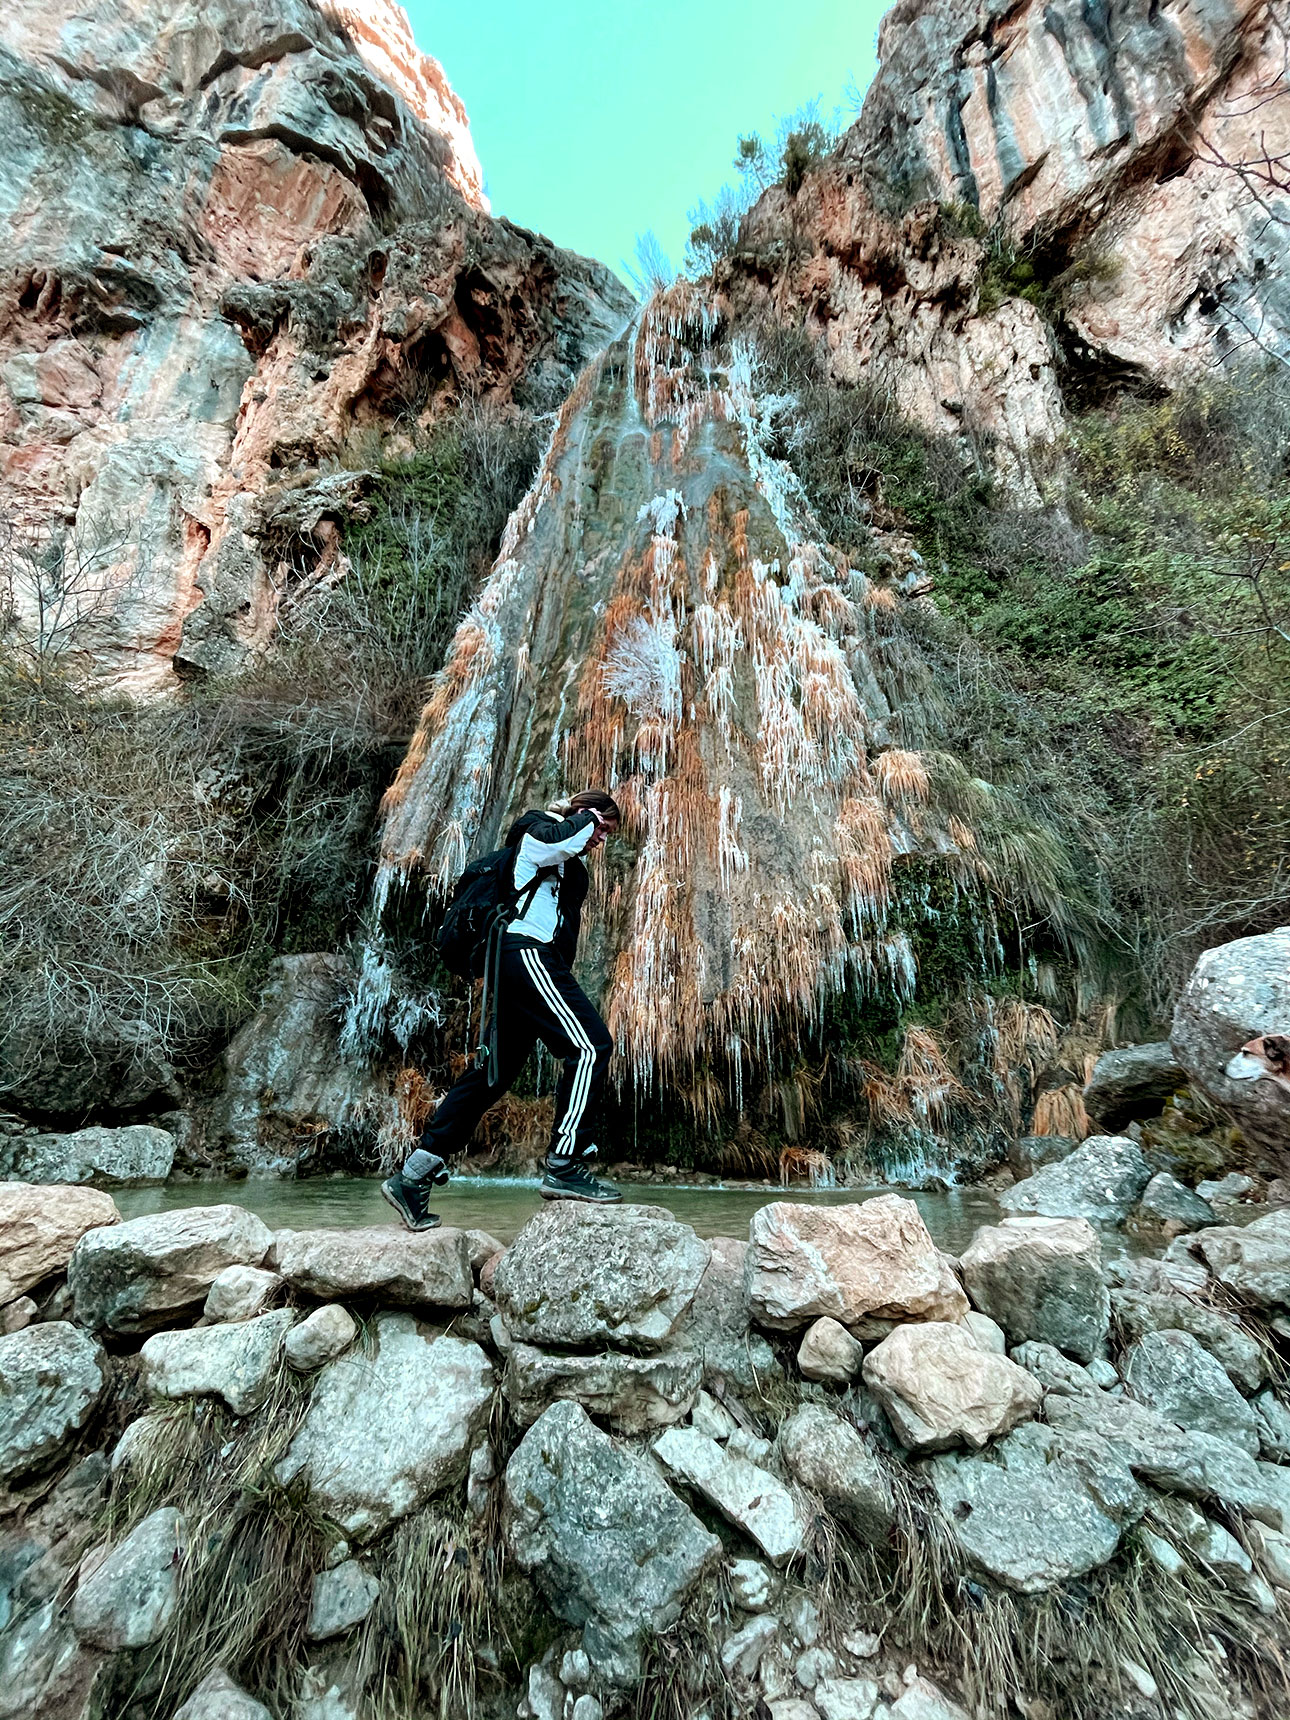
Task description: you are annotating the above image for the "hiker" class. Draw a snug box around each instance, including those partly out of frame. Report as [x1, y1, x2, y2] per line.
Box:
[382, 790, 623, 1230]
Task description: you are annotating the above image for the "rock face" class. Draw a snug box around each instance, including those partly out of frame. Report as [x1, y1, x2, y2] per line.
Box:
[778, 1404, 896, 1545]
[999, 1136, 1151, 1225]
[1136, 1174, 1217, 1231]
[861, 1322, 1042, 1453]
[652, 1426, 810, 1565]
[504, 1401, 722, 1679]
[745, 1197, 967, 1331]
[276, 1313, 493, 1540]
[503, 1343, 702, 1436]
[1172, 928, 1290, 1166]
[284, 1302, 357, 1371]
[727, 0, 1290, 495]
[668, 1236, 779, 1390]
[1110, 1288, 1263, 1393]
[69, 1204, 273, 1333]
[0, 1182, 118, 1304]
[275, 1225, 472, 1310]
[2, 1124, 175, 1185]
[0, 0, 630, 698]
[140, 1307, 295, 1415]
[71, 1507, 185, 1649]
[0, 1320, 106, 1481]
[1083, 1044, 1185, 1131]
[493, 1205, 710, 1351]
[960, 1217, 1108, 1363]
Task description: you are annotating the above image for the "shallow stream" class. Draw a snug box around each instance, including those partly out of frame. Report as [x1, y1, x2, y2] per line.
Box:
[114, 1175, 1004, 1253]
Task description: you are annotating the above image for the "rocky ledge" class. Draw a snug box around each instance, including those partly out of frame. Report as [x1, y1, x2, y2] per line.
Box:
[2, 1174, 1289, 1719]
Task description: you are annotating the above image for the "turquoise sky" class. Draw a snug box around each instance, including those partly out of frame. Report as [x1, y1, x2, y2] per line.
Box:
[404, 0, 888, 285]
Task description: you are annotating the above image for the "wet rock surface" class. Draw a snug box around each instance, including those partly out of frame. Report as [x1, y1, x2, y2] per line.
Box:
[0, 1320, 107, 1483]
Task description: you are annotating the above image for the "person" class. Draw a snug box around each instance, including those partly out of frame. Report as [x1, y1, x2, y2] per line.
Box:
[382, 789, 624, 1230]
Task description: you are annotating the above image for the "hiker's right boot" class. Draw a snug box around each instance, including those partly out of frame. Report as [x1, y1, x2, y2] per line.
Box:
[381, 1170, 443, 1231]
[539, 1158, 622, 1203]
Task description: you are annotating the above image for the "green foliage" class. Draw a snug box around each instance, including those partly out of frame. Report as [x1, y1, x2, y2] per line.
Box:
[685, 102, 842, 274]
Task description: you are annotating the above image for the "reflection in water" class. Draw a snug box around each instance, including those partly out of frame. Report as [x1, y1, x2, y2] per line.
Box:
[114, 1176, 1004, 1254]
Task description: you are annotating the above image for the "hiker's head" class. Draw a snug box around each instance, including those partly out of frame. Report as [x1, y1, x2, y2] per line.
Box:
[562, 788, 621, 849]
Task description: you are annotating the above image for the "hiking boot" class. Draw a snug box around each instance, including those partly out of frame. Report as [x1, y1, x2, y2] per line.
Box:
[381, 1171, 442, 1231]
[540, 1159, 622, 1203]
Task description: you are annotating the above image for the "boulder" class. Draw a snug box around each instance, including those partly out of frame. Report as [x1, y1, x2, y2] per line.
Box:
[652, 1426, 810, 1565]
[861, 1322, 1042, 1453]
[71, 1507, 185, 1649]
[729, 1558, 777, 1611]
[1083, 1043, 1184, 1131]
[1136, 1174, 1217, 1231]
[1110, 1288, 1264, 1393]
[276, 1315, 494, 1541]
[1195, 1211, 1290, 1309]
[796, 1317, 864, 1383]
[1170, 927, 1290, 1162]
[493, 1204, 710, 1351]
[1044, 1391, 1290, 1529]
[174, 1669, 273, 1720]
[140, 1308, 295, 1416]
[1123, 1330, 1261, 1455]
[813, 1678, 881, 1720]
[0, 1321, 107, 1482]
[307, 1559, 380, 1640]
[720, 1612, 779, 1679]
[504, 1401, 722, 1682]
[1, 1297, 35, 1334]
[69, 1205, 273, 1334]
[503, 1343, 702, 1435]
[204, 1265, 282, 1323]
[0, 1183, 119, 1304]
[1196, 1172, 1256, 1204]
[275, 1226, 472, 1310]
[1253, 1389, 1290, 1461]
[284, 1304, 358, 1372]
[777, 1404, 895, 1545]
[960, 1311, 1007, 1354]
[4, 1124, 175, 1187]
[960, 1216, 1108, 1363]
[1009, 1135, 1079, 1174]
[888, 1678, 971, 1720]
[929, 1421, 1141, 1591]
[667, 1235, 779, 1389]
[998, 1135, 1150, 1225]
[745, 1196, 967, 1331]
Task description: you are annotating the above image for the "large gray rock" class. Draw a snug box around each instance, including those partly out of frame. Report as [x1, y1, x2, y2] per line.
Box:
[4, 1124, 175, 1187]
[1136, 1173, 1218, 1231]
[1045, 1391, 1290, 1530]
[666, 1235, 779, 1389]
[777, 1404, 895, 1545]
[307, 1559, 380, 1641]
[0, 1321, 107, 1482]
[652, 1426, 810, 1565]
[1253, 1389, 1290, 1462]
[929, 1420, 1142, 1591]
[0, 1183, 119, 1304]
[1083, 1043, 1184, 1131]
[1123, 1330, 1261, 1455]
[745, 1196, 967, 1331]
[861, 1322, 1042, 1454]
[174, 1668, 273, 1720]
[275, 1226, 472, 1310]
[503, 1343, 702, 1435]
[960, 1216, 1108, 1363]
[998, 1135, 1151, 1225]
[1009, 1342, 1104, 1397]
[71, 1507, 185, 1649]
[68, 1205, 273, 1334]
[276, 1314, 494, 1541]
[1171, 927, 1290, 1162]
[1009, 1135, 1079, 1174]
[504, 1401, 722, 1681]
[493, 1204, 710, 1351]
[140, 1308, 295, 1415]
[1195, 1210, 1290, 1309]
[1110, 1288, 1264, 1393]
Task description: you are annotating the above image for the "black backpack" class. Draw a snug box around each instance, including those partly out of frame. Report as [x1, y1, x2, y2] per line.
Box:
[434, 846, 553, 979]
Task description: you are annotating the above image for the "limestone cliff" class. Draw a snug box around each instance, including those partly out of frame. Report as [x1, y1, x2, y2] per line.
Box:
[725, 0, 1289, 488]
[0, 0, 631, 691]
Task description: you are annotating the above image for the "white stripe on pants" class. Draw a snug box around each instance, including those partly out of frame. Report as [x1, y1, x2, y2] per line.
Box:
[521, 948, 596, 1160]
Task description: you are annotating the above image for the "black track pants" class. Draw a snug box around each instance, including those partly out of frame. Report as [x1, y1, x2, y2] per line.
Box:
[419, 938, 613, 1164]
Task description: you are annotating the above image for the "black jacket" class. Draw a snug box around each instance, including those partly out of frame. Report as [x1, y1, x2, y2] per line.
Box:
[504, 809, 594, 967]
